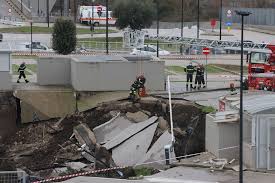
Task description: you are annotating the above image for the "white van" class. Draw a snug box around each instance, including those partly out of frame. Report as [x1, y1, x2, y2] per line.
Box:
[79, 5, 116, 26]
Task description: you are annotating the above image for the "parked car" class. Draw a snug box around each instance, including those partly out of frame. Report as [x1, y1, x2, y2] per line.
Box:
[185, 46, 201, 55]
[131, 45, 170, 56]
[0, 33, 3, 42]
[16, 42, 53, 52]
[212, 47, 226, 54]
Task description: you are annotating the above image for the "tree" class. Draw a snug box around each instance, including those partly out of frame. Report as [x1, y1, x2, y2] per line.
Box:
[52, 18, 76, 55]
[112, 0, 155, 30]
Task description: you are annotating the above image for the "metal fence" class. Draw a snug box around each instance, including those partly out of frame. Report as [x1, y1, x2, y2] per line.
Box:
[0, 171, 27, 183]
[77, 41, 182, 53]
[223, 7, 275, 26]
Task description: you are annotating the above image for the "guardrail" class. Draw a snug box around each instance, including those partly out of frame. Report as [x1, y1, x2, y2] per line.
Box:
[0, 171, 27, 183]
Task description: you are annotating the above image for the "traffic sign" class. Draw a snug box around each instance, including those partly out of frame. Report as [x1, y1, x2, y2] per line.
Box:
[227, 10, 232, 17]
[203, 47, 210, 55]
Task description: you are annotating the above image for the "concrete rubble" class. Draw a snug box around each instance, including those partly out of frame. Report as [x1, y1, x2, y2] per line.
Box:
[0, 98, 205, 180]
[138, 131, 176, 170]
[112, 123, 159, 166]
[103, 116, 159, 150]
[93, 113, 133, 144]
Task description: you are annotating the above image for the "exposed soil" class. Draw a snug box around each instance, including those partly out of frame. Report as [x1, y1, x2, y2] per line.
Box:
[0, 97, 206, 178]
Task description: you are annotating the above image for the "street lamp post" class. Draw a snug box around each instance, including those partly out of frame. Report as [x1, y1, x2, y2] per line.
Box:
[180, 0, 183, 55]
[30, 20, 33, 54]
[47, 0, 50, 27]
[106, 0, 109, 54]
[156, 0, 159, 57]
[219, 0, 223, 40]
[92, 0, 95, 28]
[38, 0, 40, 16]
[197, 0, 200, 39]
[235, 10, 251, 183]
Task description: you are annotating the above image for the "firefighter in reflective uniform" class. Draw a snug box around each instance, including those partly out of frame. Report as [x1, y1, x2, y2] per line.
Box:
[17, 62, 29, 83]
[129, 76, 146, 102]
[184, 62, 196, 89]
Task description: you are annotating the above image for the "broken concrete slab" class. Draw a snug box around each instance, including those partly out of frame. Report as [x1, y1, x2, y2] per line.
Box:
[112, 122, 158, 167]
[65, 162, 87, 171]
[138, 130, 175, 170]
[93, 114, 133, 144]
[73, 124, 97, 152]
[103, 116, 158, 150]
[126, 111, 149, 123]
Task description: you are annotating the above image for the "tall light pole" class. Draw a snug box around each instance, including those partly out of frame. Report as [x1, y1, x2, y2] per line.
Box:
[37, 0, 40, 16]
[156, 0, 159, 57]
[106, 0, 109, 54]
[219, 0, 223, 40]
[47, 0, 50, 27]
[30, 20, 33, 55]
[197, 0, 200, 39]
[180, 0, 183, 55]
[235, 10, 251, 183]
[74, 0, 77, 23]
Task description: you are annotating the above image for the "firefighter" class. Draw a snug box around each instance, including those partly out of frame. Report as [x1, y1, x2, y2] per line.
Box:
[184, 62, 196, 89]
[199, 64, 206, 88]
[129, 75, 146, 102]
[230, 83, 237, 95]
[194, 65, 203, 89]
[17, 62, 29, 83]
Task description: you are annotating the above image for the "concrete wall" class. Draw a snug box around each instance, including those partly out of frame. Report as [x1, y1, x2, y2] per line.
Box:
[71, 59, 165, 92]
[37, 56, 71, 86]
[0, 92, 17, 140]
[206, 114, 239, 160]
[14, 89, 75, 123]
[244, 142, 256, 169]
[0, 72, 12, 90]
[223, 7, 275, 26]
[205, 114, 219, 156]
[0, 51, 12, 90]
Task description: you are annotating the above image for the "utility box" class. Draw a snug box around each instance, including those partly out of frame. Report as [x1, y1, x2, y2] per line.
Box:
[37, 56, 71, 85]
[206, 110, 239, 160]
[0, 49, 12, 90]
[71, 56, 165, 91]
[209, 92, 275, 170]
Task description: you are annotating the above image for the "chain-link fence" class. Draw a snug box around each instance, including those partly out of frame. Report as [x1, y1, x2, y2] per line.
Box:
[0, 171, 27, 183]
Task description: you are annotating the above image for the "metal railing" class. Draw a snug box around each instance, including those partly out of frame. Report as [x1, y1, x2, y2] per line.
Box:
[146, 35, 268, 50]
[77, 41, 182, 53]
[0, 171, 27, 183]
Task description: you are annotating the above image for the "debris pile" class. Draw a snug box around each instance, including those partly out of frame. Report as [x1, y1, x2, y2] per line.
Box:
[0, 97, 205, 179]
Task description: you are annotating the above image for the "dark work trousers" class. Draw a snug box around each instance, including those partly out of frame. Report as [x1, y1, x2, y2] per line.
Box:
[195, 75, 202, 86]
[186, 74, 193, 87]
[200, 75, 205, 86]
[18, 71, 26, 79]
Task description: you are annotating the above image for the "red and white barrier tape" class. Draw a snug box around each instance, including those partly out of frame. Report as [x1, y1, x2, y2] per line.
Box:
[32, 166, 128, 183]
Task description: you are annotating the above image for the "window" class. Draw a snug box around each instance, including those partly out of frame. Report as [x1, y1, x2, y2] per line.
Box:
[250, 52, 270, 64]
[148, 47, 156, 52]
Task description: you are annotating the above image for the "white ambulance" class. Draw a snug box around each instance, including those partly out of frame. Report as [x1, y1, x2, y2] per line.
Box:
[79, 5, 116, 26]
